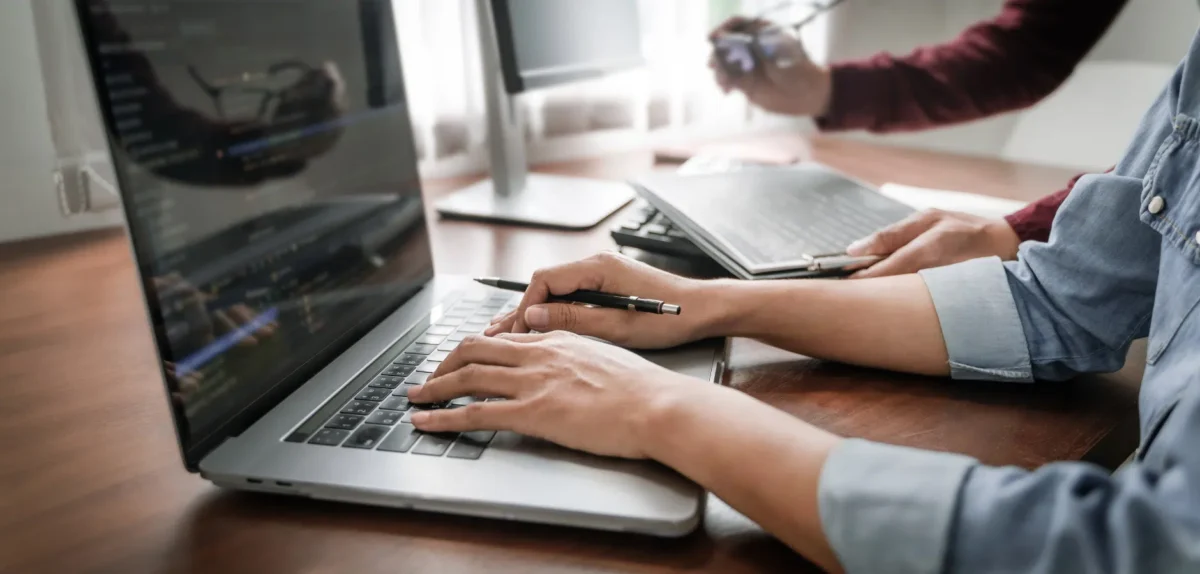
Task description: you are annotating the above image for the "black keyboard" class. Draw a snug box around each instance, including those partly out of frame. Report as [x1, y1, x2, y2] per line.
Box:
[610, 200, 710, 260]
[294, 293, 518, 460]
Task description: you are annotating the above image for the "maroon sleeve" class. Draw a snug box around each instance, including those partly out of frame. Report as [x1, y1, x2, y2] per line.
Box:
[816, 0, 1127, 133]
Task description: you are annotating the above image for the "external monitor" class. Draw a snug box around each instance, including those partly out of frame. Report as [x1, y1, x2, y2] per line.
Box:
[435, 0, 644, 230]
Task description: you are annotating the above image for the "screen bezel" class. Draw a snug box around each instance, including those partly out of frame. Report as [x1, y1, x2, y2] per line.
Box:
[72, 0, 433, 471]
[491, 0, 646, 94]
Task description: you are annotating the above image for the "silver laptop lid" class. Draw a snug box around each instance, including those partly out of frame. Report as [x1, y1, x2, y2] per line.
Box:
[73, 0, 433, 470]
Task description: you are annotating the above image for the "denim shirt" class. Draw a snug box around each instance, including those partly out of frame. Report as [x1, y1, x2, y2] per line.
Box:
[816, 30, 1200, 574]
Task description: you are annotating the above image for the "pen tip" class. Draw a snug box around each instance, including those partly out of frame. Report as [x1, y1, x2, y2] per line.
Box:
[661, 304, 682, 316]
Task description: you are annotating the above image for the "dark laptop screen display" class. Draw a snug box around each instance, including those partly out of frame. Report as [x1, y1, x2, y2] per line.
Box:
[75, 0, 433, 465]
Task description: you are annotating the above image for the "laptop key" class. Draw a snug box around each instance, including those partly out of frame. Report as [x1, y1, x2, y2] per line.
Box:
[426, 325, 456, 336]
[415, 361, 438, 374]
[394, 354, 424, 366]
[343, 425, 390, 449]
[438, 341, 461, 352]
[355, 387, 390, 402]
[365, 410, 402, 426]
[309, 428, 351, 446]
[447, 431, 495, 460]
[415, 335, 445, 346]
[325, 414, 364, 431]
[341, 400, 378, 416]
[464, 430, 496, 443]
[412, 433, 458, 456]
[400, 407, 424, 423]
[405, 371, 432, 385]
[379, 396, 411, 411]
[428, 351, 451, 362]
[369, 375, 404, 389]
[449, 396, 477, 407]
[447, 332, 470, 342]
[405, 344, 437, 356]
[377, 424, 421, 453]
[382, 365, 415, 378]
[392, 384, 416, 397]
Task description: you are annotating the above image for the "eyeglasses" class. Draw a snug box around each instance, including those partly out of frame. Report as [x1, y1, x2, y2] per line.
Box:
[188, 60, 317, 123]
[755, 0, 847, 31]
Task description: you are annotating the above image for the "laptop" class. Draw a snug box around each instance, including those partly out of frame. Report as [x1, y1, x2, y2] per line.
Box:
[632, 165, 917, 279]
[74, 0, 724, 536]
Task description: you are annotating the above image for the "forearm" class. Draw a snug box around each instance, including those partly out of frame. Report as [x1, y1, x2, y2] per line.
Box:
[818, 0, 1125, 133]
[700, 275, 949, 376]
[645, 381, 843, 572]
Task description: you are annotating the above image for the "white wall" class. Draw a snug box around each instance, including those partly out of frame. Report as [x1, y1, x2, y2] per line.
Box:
[825, 0, 1198, 161]
[1090, 0, 1197, 64]
[0, 1, 122, 244]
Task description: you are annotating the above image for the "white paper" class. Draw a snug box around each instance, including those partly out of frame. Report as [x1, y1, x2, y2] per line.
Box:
[878, 183, 1028, 220]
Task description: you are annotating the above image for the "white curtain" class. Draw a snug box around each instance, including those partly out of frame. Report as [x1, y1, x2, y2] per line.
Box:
[32, 0, 831, 213]
[32, 0, 122, 216]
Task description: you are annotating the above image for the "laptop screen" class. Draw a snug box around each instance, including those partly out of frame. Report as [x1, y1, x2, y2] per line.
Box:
[75, 0, 433, 466]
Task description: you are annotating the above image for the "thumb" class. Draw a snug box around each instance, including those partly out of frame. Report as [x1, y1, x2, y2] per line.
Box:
[524, 304, 626, 340]
[847, 211, 941, 256]
[755, 27, 809, 81]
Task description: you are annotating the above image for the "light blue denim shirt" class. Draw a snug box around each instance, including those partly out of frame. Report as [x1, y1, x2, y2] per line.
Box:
[817, 30, 1200, 574]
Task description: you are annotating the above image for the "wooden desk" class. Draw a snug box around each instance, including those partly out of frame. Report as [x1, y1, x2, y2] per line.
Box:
[0, 135, 1141, 574]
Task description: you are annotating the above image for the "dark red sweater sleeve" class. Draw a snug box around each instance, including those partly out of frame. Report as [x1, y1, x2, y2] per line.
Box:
[817, 0, 1127, 133]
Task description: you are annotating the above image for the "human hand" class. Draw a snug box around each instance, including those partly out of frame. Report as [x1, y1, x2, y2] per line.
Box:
[708, 17, 832, 117]
[846, 209, 1022, 278]
[485, 252, 718, 349]
[407, 331, 706, 459]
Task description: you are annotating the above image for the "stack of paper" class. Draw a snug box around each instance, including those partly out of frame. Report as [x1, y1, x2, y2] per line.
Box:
[877, 183, 1028, 220]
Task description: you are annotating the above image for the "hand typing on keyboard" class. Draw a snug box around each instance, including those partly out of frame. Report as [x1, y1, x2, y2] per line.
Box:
[407, 330, 701, 459]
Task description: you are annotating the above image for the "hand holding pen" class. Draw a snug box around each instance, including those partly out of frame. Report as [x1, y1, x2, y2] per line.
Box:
[482, 254, 707, 350]
[476, 278, 682, 315]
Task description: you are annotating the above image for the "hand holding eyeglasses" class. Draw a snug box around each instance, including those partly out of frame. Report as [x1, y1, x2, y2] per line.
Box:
[707, 1, 845, 117]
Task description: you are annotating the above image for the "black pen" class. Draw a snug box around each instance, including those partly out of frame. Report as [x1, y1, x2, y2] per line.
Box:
[474, 278, 682, 316]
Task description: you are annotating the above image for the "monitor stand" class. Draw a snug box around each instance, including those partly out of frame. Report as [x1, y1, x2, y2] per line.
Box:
[434, 0, 634, 230]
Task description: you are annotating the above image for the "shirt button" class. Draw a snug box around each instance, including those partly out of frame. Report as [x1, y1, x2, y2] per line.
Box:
[1149, 196, 1166, 214]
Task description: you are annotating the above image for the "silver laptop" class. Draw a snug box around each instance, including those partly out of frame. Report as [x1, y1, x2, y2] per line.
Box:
[74, 0, 724, 536]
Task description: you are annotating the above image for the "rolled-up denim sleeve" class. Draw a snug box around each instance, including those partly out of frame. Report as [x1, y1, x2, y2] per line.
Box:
[919, 258, 1032, 382]
[822, 391, 1200, 574]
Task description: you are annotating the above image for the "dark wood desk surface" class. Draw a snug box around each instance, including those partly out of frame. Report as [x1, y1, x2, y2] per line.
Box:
[0, 135, 1142, 574]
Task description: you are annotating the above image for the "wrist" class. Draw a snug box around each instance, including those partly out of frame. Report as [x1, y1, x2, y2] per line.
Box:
[807, 65, 833, 117]
[683, 279, 748, 340]
[986, 220, 1022, 260]
[635, 374, 713, 462]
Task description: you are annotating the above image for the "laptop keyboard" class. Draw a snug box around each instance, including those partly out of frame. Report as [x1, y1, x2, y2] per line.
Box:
[300, 292, 519, 459]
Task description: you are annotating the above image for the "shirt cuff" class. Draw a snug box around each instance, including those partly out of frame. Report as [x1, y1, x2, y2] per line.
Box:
[819, 439, 978, 574]
[918, 257, 1033, 382]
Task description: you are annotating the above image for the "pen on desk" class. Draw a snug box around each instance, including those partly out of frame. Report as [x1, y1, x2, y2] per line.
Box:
[474, 278, 682, 316]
